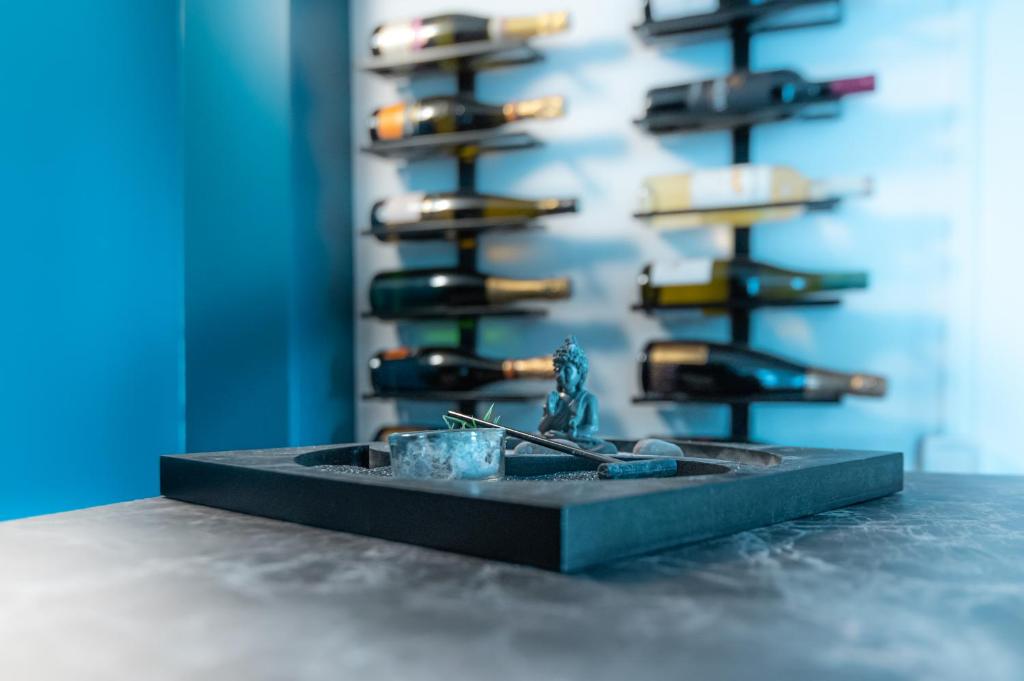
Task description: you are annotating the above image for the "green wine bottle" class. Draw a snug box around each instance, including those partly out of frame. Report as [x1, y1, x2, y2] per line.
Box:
[370, 347, 554, 393]
[639, 258, 867, 307]
[370, 269, 571, 315]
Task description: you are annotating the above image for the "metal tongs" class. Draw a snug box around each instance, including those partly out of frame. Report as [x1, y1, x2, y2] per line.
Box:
[446, 411, 678, 480]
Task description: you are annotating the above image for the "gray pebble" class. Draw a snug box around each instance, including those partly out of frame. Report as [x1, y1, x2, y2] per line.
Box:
[632, 438, 684, 458]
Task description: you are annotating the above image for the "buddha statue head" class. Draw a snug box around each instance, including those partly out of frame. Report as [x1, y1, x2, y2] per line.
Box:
[553, 335, 588, 397]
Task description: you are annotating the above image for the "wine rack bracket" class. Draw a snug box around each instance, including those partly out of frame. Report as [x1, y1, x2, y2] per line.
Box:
[161, 440, 902, 571]
[361, 217, 540, 241]
[362, 39, 542, 77]
[632, 392, 842, 405]
[361, 129, 540, 161]
[631, 298, 842, 314]
[363, 391, 546, 403]
[632, 197, 841, 222]
[362, 305, 548, 321]
[633, 0, 842, 44]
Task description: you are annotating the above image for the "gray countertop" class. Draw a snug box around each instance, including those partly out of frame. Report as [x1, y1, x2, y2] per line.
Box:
[1, 472, 1022, 681]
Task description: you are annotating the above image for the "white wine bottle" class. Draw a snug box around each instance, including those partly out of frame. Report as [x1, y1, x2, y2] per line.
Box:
[637, 164, 871, 229]
[370, 12, 570, 56]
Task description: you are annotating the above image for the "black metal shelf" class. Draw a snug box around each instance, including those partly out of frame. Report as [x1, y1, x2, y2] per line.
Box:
[633, 197, 841, 222]
[634, 0, 842, 45]
[362, 217, 540, 242]
[635, 102, 841, 136]
[364, 391, 545, 403]
[361, 39, 542, 77]
[632, 298, 841, 314]
[632, 392, 841, 406]
[362, 305, 548, 321]
[362, 129, 540, 161]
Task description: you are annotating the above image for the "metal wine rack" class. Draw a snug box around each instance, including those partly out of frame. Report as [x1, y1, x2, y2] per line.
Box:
[360, 39, 570, 420]
[632, 0, 861, 442]
[633, 0, 842, 44]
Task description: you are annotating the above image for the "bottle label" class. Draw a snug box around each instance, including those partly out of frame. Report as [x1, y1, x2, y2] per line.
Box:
[691, 166, 772, 209]
[372, 19, 433, 54]
[648, 259, 714, 287]
[376, 192, 426, 225]
[649, 0, 721, 21]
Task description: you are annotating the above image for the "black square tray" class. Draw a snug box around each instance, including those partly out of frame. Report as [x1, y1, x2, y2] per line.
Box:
[160, 439, 902, 572]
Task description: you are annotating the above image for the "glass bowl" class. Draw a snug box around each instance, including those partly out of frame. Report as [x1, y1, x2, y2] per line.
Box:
[387, 428, 506, 480]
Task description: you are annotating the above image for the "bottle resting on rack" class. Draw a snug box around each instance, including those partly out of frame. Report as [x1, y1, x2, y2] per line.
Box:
[370, 191, 577, 233]
[639, 258, 867, 307]
[637, 164, 871, 229]
[642, 69, 875, 132]
[640, 341, 887, 400]
[370, 347, 555, 393]
[370, 11, 570, 56]
[370, 269, 572, 315]
[369, 95, 564, 142]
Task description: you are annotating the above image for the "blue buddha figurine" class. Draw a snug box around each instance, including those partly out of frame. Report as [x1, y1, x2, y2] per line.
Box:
[538, 336, 616, 454]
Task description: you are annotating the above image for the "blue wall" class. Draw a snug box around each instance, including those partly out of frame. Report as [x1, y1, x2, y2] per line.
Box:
[0, 1, 183, 519]
[183, 0, 353, 453]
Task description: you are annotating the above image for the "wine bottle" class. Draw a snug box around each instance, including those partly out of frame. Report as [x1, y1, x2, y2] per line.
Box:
[370, 348, 554, 393]
[370, 12, 570, 56]
[370, 192, 577, 231]
[640, 341, 887, 400]
[370, 269, 572, 315]
[638, 258, 867, 307]
[637, 164, 871, 228]
[642, 69, 875, 132]
[369, 95, 564, 141]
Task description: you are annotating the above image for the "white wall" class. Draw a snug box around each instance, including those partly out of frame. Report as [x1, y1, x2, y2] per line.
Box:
[350, 0, 1020, 471]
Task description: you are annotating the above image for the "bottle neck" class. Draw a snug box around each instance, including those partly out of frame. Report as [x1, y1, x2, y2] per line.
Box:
[824, 75, 876, 98]
[534, 198, 577, 215]
[485, 277, 572, 304]
[805, 368, 887, 398]
[501, 356, 555, 380]
[808, 176, 873, 202]
[496, 11, 570, 40]
[502, 96, 564, 122]
[815, 271, 869, 291]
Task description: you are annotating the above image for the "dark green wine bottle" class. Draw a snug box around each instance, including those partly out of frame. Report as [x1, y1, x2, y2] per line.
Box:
[370, 269, 571, 315]
[643, 69, 875, 132]
[638, 258, 867, 307]
[370, 348, 554, 393]
[640, 341, 886, 400]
